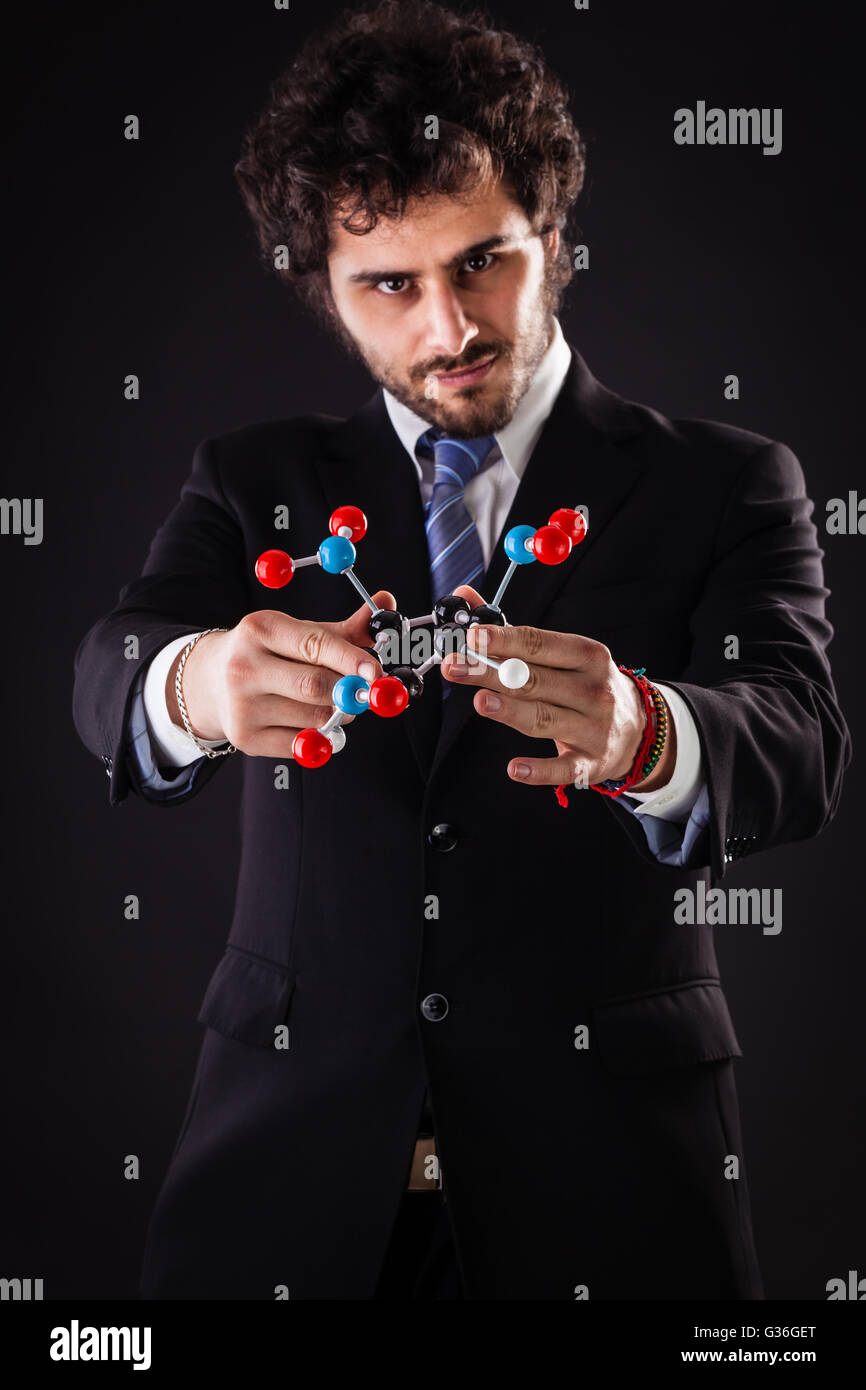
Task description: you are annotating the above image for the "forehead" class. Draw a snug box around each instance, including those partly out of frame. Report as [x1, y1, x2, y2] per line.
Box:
[327, 177, 533, 268]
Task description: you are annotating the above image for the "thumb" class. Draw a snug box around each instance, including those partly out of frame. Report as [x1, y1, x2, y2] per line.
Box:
[334, 590, 397, 646]
[453, 583, 486, 609]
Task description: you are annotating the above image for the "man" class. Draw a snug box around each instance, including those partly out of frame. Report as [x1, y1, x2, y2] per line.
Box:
[72, 0, 850, 1299]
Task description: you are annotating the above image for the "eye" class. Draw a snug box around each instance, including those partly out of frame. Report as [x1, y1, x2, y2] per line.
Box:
[463, 252, 498, 274]
[373, 252, 500, 295]
[376, 277, 410, 296]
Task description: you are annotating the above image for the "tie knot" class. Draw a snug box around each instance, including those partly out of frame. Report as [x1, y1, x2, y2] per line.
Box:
[419, 429, 497, 490]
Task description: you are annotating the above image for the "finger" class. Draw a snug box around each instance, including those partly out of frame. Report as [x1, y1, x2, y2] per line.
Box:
[441, 648, 589, 712]
[252, 604, 387, 681]
[440, 645, 501, 688]
[471, 686, 598, 752]
[331, 591, 397, 647]
[466, 621, 606, 672]
[252, 653, 346, 708]
[452, 583, 486, 609]
[506, 748, 602, 787]
[247, 691, 355, 730]
[242, 725, 323, 759]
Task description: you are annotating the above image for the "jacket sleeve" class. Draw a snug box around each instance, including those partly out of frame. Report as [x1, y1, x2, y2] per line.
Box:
[606, 439, 852, 879]
[72, 437, 250, 807]
[123, 664, 216, 803]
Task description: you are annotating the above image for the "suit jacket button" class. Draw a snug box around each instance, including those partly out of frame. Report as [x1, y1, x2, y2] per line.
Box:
[420, 993, 449, 1022]
[428, 822, 459, 852]
[102, 754, 112, 777]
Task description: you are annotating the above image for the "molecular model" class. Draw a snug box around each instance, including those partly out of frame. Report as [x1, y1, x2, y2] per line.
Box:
[254, 504, 587, 768]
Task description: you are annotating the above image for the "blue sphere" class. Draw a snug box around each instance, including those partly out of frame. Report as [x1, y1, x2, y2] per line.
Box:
[333, 674, 370, 715]
[503, 524, 537, 564]
[318, 534, 356, 574]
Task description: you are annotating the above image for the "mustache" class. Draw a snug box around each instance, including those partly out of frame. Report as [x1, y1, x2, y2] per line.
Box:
[416, 347, 504, 377]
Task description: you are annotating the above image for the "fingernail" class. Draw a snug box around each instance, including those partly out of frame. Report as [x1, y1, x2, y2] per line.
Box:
[448, 659, 468, 677]
[359, 661, 378, 680]
[484, 693, 501, 712]
[511, 761, 530, 779]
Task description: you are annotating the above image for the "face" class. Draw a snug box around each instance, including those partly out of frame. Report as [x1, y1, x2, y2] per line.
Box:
[324, 177, 562, 439]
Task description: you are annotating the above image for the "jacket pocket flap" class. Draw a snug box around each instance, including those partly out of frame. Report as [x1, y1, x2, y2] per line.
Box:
[197, 946, 297, 1047]
[590, 981, 742, 1075]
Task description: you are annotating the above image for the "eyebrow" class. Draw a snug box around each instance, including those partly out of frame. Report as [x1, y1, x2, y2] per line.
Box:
[345, 234, 516, 285]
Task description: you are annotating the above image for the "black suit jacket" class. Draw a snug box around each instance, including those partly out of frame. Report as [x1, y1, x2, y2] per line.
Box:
[72, 344, 850, 1299]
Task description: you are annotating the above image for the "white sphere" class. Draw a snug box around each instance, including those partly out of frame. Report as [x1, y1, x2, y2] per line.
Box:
[326, 726, 347, 753]
[499, 658, 529, 690]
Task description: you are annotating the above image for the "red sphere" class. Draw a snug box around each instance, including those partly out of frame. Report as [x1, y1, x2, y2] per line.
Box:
[330, 505, 368, 543]
[548, 508, 587, 545]
[531, 524, 572, 565]
[368, 675, 409, 717]
[292, 728, 333, 768]
[255, 549, 294, 589]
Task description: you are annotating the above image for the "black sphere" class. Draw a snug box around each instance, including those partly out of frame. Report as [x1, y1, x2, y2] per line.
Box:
[388, 666, 424, 701]
[368, 609, 404, 640]
[433, 594, 472, 626]
[469, 604, 507, 626]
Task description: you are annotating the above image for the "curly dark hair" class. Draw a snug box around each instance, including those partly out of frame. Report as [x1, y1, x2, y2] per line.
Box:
[234, 0, 588, 327]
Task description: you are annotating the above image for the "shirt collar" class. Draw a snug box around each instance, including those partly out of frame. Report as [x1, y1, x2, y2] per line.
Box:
[382, 315, 573, 485]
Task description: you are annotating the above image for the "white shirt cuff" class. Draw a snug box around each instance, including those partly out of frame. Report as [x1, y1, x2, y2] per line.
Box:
[142, 632, 228, 767]
[624, 682, 703, 822]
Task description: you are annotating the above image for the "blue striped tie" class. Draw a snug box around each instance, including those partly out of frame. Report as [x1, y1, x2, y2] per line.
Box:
[418, 429, 497, 697]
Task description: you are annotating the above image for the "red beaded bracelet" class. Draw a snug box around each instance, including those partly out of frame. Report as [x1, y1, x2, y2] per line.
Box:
[553, 666, 657, 808]
[590, 668, 657, 797]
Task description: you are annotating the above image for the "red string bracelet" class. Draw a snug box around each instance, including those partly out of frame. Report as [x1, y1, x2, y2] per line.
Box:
[554, 666, 656, 808]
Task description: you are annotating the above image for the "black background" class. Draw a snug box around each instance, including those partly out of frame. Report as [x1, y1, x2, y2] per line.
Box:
[1, 0, 862, 1299]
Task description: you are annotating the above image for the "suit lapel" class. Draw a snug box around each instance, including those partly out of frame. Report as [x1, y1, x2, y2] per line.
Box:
[318, 343, 647, 785]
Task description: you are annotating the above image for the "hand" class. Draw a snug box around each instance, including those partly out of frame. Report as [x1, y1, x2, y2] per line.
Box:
[166, 591, 394, 758]
[440, 585, 676, 790]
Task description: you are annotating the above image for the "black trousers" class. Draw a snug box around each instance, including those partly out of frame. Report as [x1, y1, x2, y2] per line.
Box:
[373, 1190, 465, 1299]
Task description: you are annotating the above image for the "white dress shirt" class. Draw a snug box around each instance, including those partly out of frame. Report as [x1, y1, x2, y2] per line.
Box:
[141, 316, 704, 824]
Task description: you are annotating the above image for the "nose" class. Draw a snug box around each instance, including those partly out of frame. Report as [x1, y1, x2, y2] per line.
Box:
[422, 279, 478, 363]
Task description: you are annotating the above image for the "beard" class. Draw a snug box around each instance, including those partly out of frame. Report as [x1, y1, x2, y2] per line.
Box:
[324, 253, 563, 440]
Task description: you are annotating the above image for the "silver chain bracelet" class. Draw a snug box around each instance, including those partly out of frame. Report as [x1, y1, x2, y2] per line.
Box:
[175, 628, 237, 758]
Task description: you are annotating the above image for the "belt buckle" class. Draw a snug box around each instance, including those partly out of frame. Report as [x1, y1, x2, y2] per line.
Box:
[407, 1135, 442, 1191]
